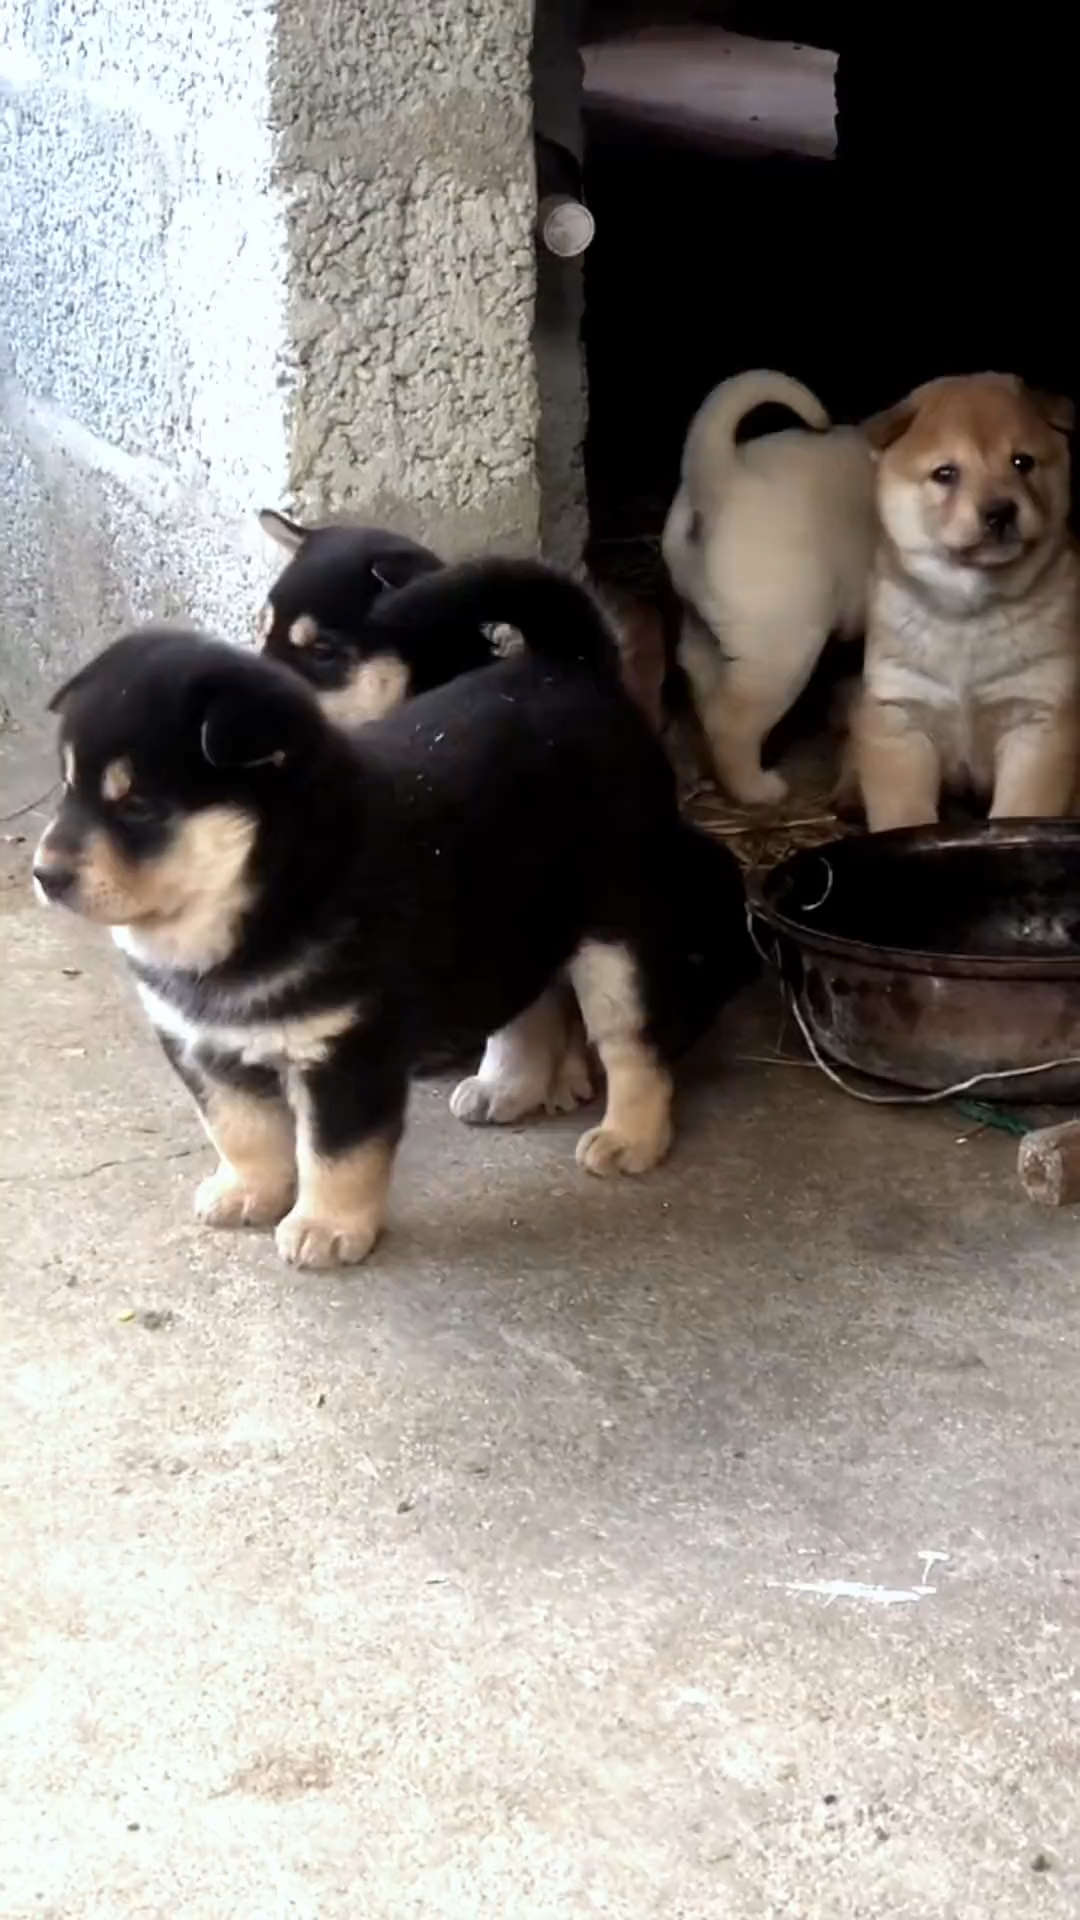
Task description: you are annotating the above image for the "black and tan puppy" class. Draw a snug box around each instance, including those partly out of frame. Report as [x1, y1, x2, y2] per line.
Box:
[258, 516, 621, 1109]
[258, 510, 495, 723]
[33, 562, 754, 1270]
[260, 510, 514, 1083]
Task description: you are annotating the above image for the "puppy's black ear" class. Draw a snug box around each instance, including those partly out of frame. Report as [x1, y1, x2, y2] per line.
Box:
[371, 549, 440, 592]
[1028, 387, 1076, 436]
[258, 509, 308, 555]
[200, 679, 316, 771]
[47, 662, 95, 714]
[48, 675, 78, 715]
[862, 396, 919, 454]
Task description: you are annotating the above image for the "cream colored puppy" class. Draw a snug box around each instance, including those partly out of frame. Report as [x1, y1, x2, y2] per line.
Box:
[663, 369, 876, 806]
[855, 373, 1080, 831]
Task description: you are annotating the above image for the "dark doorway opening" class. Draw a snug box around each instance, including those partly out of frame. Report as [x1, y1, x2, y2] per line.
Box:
[579, 16, 842, 606]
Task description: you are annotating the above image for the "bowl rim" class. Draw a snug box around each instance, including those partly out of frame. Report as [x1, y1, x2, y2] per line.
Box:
[749, 818, 1080, 980]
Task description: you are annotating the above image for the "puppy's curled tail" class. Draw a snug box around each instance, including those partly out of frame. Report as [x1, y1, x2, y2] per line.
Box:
[682, 369, 832, 518]
[363, 558, 620, 680]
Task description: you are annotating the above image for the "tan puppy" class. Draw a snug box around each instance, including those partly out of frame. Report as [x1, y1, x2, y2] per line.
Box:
[854, 373, 1080, 831]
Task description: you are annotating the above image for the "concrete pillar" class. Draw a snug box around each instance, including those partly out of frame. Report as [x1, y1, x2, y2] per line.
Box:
[0, 0, 589, 713]
[273, 0, 547, 561]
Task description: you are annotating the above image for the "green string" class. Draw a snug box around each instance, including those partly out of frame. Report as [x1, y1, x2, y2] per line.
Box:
[953, 1099, 1034, 1137]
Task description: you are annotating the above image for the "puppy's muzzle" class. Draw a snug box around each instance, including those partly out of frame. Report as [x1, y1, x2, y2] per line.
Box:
[982, 499, 1019, 540]
[33, 859, 77, 905]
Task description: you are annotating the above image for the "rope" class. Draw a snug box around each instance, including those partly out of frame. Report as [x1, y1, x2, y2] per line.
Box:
[787, 990, 1080, 1107]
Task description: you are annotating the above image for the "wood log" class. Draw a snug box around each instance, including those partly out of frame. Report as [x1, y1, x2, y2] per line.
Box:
[1017, 1120, 1080, 1207]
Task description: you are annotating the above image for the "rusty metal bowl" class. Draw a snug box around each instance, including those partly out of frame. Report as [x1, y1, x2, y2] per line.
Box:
[750, 822, 1080, 1101]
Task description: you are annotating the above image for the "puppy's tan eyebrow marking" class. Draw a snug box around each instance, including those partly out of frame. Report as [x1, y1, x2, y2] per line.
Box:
[101, 757, 133, 802]
[289, 615, 318, 648]
[62, 744, 76, 786]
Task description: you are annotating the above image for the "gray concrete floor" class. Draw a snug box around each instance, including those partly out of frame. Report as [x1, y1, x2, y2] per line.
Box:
[3, 726, 1080, 1919]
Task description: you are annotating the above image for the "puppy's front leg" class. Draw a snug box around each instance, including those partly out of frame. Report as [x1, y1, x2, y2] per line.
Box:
[157, 1038, 296, 1229]
[196, 1079, 297, 1228]
[276, 1029, 407, 1270]
[568, 940, 673, 1177]
[855, 693, 941, 833]
[990, 716, 1078, 819]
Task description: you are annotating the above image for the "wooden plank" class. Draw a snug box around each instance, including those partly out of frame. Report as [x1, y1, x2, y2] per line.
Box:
[582, 28, 836, 162]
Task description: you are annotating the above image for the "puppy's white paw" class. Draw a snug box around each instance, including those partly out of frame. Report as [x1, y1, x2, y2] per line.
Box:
[547, 1042, 594, 1113]
[195, 1167, 293, 1229]
[449, 1073, 544, 1126]
[275, 1209, 380, 1269]
[728, 766, 788, 808]
[575, 1118, 672, 1178]
[450, 1043, 594, 1126]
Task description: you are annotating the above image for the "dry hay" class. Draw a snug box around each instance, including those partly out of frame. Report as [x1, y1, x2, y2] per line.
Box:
[675, 731, 859, 872]
[684, 782, 853, 870]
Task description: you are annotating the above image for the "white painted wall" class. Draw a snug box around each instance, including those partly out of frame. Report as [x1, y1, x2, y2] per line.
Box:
[0, 0, 291, 709]
[0, 0, 588, 714]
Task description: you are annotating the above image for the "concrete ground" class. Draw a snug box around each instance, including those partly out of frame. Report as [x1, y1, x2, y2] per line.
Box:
[3, 724, 1079, 1920]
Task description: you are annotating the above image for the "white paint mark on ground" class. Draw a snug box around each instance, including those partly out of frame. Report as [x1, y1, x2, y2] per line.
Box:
[918, 1548, 949, 1587]
[770, 1579, 933, 1608]
[769, 1554, 950, 1608]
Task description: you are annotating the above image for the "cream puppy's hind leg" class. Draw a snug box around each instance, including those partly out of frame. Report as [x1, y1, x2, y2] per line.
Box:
[681, 615, 831, 807]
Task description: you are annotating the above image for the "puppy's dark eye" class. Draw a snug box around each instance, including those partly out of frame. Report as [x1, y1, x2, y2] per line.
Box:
[115, 793, 159, 825]
[930, 464, 959, 486]
[1012, 451, 1036, 474]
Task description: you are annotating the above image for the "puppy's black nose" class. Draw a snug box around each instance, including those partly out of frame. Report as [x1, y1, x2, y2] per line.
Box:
[983, 499, 1018, 537]
[33, 863, 76, 903]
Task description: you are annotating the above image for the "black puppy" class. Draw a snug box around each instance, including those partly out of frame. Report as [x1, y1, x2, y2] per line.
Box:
[34, 561, 755, 1270]
[259, 510, 574, 1094]
[258, 510, 494, 722]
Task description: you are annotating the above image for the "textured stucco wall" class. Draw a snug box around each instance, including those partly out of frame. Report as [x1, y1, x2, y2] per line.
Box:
[273, 0, 546, 561]
[0, 1, 290, 713]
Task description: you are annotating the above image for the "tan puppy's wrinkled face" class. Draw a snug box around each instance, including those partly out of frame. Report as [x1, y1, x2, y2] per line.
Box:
[866, 373, 1074, 572]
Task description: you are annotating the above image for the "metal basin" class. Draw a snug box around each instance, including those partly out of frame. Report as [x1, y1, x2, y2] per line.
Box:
[750, 821, 1080, 1100]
